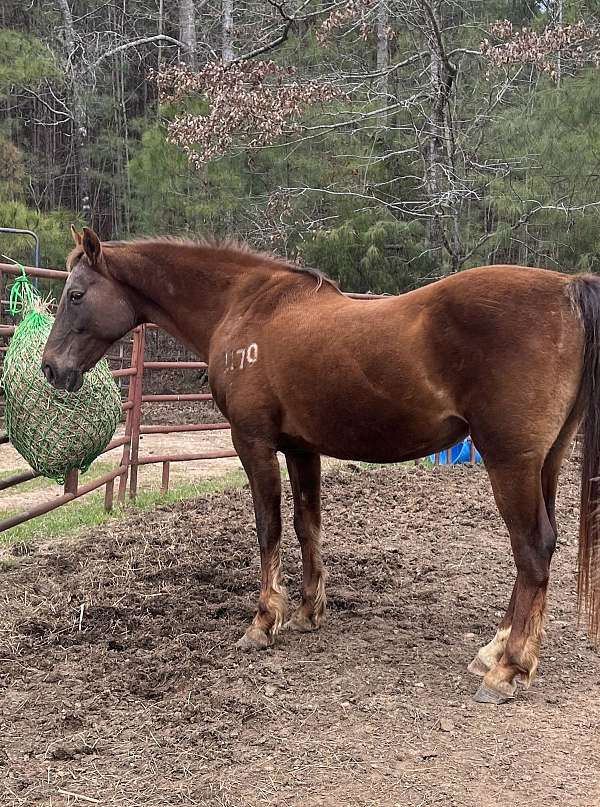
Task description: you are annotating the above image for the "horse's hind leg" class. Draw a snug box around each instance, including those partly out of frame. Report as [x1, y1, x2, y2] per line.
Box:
[467, 590, 515, 678]
[541, 419, 577, 536]
[472, 459, 557, 703]
[468, 426, 576, 680]
[284, 450, 326, 631]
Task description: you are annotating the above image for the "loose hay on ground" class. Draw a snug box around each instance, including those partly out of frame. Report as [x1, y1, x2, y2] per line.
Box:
[0, 459, 599, 807]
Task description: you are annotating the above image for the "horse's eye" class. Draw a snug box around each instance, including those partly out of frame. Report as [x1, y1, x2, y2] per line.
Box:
[69, 290, 84, 304]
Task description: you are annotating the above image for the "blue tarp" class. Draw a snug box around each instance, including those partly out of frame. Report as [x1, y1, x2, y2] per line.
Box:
[429, 437, 482, 465]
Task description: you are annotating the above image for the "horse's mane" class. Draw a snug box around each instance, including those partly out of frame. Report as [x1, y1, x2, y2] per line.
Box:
[101, 235, 339, 292]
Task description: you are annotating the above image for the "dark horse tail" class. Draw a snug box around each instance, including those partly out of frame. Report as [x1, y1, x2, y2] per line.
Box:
[568, 274, 600, 644]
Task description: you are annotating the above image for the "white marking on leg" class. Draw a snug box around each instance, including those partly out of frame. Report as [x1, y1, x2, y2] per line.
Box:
[477, 626, 512, 670]
[269, 552, 287, 636]
[312, 573, 327, 622]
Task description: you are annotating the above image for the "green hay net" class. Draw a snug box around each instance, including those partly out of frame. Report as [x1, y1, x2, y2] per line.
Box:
[2, 265, 122, 483]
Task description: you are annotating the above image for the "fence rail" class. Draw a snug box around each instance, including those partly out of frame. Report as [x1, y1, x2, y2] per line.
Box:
[0, 261, 473, 535]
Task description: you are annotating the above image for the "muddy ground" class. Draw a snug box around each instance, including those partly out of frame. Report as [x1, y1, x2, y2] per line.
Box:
[1, 457, 599, 807]
[139, 400, 225, 426]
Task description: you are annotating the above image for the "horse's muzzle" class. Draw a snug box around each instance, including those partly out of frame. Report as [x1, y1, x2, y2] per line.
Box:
[42, 360, 83, 393]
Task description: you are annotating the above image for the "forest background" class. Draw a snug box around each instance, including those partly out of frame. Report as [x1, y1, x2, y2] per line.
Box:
[1, 0, 600, 294]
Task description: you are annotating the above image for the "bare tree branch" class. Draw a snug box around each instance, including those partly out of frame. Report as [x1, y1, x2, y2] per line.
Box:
[91, 34, 186, 68]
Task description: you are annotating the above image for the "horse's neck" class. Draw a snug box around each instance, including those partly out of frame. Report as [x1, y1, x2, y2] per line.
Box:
[106, 243, 264, 358]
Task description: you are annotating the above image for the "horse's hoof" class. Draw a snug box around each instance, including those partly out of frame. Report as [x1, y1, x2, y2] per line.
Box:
[236, 627, 271, 651]
[284, 611, 319, 633]
[467, 656, 490, 677]
[472, 683, 514, 705]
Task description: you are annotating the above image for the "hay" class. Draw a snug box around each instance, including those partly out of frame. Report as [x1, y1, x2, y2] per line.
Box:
[2, 272, 122, 483]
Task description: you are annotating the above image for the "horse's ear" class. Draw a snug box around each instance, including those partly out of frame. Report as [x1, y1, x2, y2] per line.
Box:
[82, 227, 102, 267]
[70, 224, 83, 246]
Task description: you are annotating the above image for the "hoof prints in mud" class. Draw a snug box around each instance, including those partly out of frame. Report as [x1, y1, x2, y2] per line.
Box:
[1, 460, 599, 807]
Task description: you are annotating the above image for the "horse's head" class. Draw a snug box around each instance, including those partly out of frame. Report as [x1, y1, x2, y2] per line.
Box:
[42, 226, 137, 392]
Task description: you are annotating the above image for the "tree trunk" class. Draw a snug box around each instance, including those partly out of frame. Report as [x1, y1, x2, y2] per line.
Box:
[178, 0, 197, 67]
[421, 2, 460, 271]
[556, 0, 563, 87]
[376, 1, 389, 124]
[157, 0, 164, 77]
[56, 0, 90, 220]
[425, 47, 445, 261]
[222, 0, 235, 63]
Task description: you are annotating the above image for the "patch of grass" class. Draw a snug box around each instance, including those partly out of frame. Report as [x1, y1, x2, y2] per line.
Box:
[0, 467, 250, 548]
[0, 466, 46, 495]
[0, 460, 116, 497]
[0, 495, 117, 547]
[134, 469, 249, 509]
[0, 468, 28, 481]
[0, 455, 445, 553]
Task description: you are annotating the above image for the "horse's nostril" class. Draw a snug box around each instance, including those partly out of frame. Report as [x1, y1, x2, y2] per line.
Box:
[42, 363, 55, 385]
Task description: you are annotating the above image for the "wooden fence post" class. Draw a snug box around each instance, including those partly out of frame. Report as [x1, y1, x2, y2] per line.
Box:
[104, 478, 114, 512]
[64, 469, 78, 496]
[161, 461, 170, 495]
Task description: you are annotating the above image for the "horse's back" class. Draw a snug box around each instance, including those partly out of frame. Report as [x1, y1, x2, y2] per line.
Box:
[216, 264, 584, 463]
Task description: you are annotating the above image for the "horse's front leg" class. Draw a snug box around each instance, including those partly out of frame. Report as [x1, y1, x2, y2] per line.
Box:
[284, 450, 326, 631]
[233, 434, 287, 650]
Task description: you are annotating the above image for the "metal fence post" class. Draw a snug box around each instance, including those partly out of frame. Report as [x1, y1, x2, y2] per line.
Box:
[128, 325, 145, 502]
[117, 330, 140, 506]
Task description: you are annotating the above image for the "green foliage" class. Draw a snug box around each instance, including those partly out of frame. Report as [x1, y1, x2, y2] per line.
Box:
[2, 1, 600, 292]
[484, 69, 600, 269]
[128, 123, 247, 237]
[0, 199, 76, 267]
[0, 30, 60, 93]
[0, 137, 25, 199]
[302, 214, 434, 293]
[0, 132, 75, 273]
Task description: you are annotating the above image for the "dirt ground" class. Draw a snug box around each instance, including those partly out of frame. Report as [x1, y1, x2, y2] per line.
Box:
[139, 400, 225, 426]
[1, 457, 599, 807]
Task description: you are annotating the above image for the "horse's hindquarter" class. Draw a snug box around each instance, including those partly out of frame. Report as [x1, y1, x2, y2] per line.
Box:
[423, 266, 584, 460]
[214, 266, 584, 463]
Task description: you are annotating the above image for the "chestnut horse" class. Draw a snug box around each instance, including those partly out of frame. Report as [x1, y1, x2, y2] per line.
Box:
[42, 226, 600, 704]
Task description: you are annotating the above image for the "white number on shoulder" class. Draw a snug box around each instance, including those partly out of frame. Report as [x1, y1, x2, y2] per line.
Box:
[224, 343, 259, 372]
